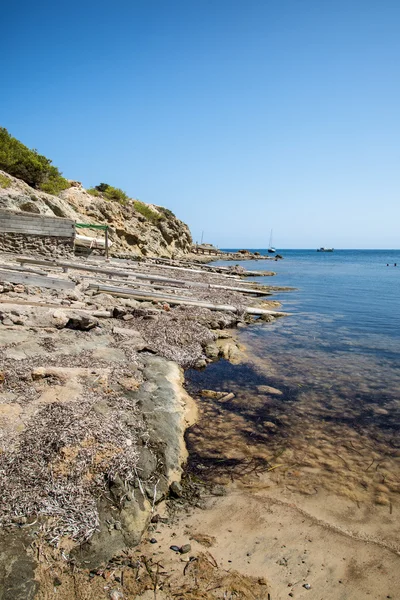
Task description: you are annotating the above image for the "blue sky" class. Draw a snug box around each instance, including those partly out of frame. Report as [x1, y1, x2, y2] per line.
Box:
[1, 0, 399, 248]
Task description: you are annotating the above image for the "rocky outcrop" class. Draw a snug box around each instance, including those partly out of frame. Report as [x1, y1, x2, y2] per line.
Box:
[0, 171, 192, 258]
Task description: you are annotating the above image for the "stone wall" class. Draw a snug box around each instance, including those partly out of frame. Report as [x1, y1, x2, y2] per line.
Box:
[0, 210, 75, 257]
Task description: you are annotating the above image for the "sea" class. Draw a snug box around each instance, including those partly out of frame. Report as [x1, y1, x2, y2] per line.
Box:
[185, 250, 400, 506]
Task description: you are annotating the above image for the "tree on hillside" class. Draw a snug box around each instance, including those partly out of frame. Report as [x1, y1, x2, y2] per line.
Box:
[0, 127, 69, 194]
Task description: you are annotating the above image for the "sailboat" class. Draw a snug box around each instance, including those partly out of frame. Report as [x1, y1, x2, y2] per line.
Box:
[268, 229, 276, 253]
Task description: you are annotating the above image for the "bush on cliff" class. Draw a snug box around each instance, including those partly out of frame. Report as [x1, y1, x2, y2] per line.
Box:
[133, 200, 161, 223]
[0, 173, 11, 189]
[0, 127, 70, 194]
[87, 182, 129, 204]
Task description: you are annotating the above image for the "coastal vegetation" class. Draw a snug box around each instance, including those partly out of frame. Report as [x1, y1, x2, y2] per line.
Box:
[87, 182, 129, 204]
[0, 127, 70, 195]
[133, 199, 161, 223]
[88, 184, 162, 223]
[0, 173, 11, 189]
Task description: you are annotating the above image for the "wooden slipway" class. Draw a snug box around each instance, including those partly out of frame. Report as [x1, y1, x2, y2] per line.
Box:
[15, 257, 270, 296]
[88, 283, 287, 317]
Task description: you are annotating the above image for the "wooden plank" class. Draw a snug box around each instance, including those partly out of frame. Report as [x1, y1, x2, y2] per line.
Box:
[88, 283, 287, 316]
[83, 274, 193, 296]
[0, 263, 48, 276]
[88, 283, 194, 303]
[0, 269, 75, 290]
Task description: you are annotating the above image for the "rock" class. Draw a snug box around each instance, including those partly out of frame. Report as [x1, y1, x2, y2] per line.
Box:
[66, 314, 98, 330]
[194, 358, 207, 369]
[220, 392, 235, 402]
[211, 484, 227, 497]
[203, 342, 219, 360]
[70, 301, 87, 309]
[170, 545, 181, 553]
[257, 385, 283, 395]
[303, 583, 311, 590]
[66, 291, 81, 301]
[52, 309, 69, 329]
[180, 544, 191, 554]
[260, 313, 275, 322]
[9, 314, 27, 326]
[169, 481, 183, 498]
[216, 339, 243, 364]
[31, 367, 47, 380]
[263, 421, 278, 432]
[93, 293, 118, 308]
[92, 310, 112, 318]
[150, 538, 157, 544]
[122, 314, 134, 321]
[214, 330, 231, 339]
[13, 284, 25, 294]
[200, 389, 229, 400]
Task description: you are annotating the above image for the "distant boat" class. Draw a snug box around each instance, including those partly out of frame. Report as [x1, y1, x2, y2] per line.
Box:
[268, 229, 276, 253]
[317, 247, 334, 252]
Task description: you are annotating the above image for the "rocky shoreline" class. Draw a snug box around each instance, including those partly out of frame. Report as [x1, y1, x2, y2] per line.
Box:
[0, 252, 284, 599]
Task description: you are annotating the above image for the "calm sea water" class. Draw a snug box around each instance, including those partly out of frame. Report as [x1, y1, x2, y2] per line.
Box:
[185, 250, 400, 502]
[222, 248, 400, 352]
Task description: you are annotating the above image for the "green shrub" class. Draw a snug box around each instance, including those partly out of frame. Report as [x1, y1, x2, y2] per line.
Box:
[157, 206, 175, 219]
[88, 183, 129, 204]
[0, 173, 11, 188]
[87, 187, 101, 197]
[133, 200, 161, 223]
[94, 183, 109, 193]
[0, 127, 70, 194]
[104, 185, 129, 204]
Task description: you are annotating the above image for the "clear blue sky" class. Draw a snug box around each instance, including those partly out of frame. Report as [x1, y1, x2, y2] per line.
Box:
[1, 0, 399, 248]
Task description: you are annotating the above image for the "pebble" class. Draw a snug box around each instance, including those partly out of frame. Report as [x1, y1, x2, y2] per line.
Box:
[303, 583, 311, 590]
[150, 538, 157, 544]
[180, 544, 191, 554]
[170, 545, 180, 552]
[170, 481, 183, 498]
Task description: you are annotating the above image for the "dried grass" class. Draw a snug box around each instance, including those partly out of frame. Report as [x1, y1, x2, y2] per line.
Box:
[0, 384, 143, 545]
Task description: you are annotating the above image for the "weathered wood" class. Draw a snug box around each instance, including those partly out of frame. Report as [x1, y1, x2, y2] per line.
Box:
[83, 274, 193, 296]
[0, 269, 75, 290]
[0, 263, 48, 276]
[88, 283, 194, 303]
[88, 283, 287, 316]
[16, 257, 270, 296]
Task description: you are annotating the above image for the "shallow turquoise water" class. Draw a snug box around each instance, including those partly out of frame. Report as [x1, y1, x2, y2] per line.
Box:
[185, 250, 400, 487]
